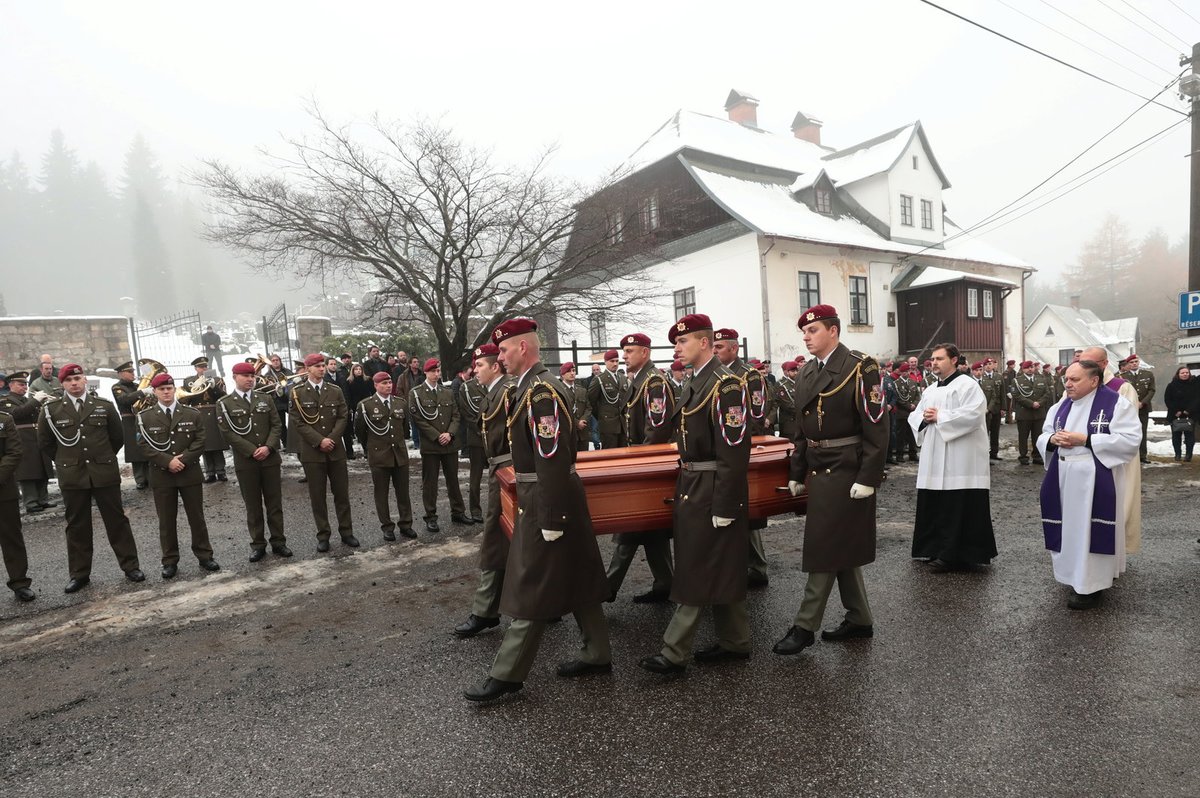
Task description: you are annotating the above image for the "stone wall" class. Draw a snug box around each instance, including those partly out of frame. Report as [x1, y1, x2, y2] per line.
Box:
[0, 316, 131, 372]
[295, 316, 332, 358]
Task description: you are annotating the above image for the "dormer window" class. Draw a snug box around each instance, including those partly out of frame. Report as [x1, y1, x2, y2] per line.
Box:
[639, 193, 660, 231]
[605, 209, 623, 244]
[900, 195, 914, 227]
[814, 188, 832, 215]
[921, 199, 934, 230]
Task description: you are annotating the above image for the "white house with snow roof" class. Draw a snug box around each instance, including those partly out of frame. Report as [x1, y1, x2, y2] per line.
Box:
[1024, 300, 1143, 368]
[559, 90, 1034, 365]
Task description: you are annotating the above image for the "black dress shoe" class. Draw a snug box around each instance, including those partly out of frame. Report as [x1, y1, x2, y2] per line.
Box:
[463, 677, 523, 702]
[557, 660, 612, 678]
[39, 500, 58, 508]
[217, 473, 228, 482]
[821, 620, 874, 641]
[632, 589, 671, 604]
[198, 559, 220, 572]
[638, 654, 685, 674]
[886, 457, 899, 465]
[1068, 589, 1104, 610]
[342, 535, 360, 547]
[14, 587, 35, 602]
[125, 569, 146, 582]
[271, 545, 293, 557]
[453, 614, 501, 638]
[451, 513, 473, 525]
[397, 527, 417, 539]
[316, 540, 331, 553]
[24, 506, 43, 514]
[204, 474, 217, 484]
[747, 572, 769, 589]
[470, 514, 485, 523]
[298, 475, 308, 483]
[425, 519, 440, 533]
[694, 644, 750, 664]
[249, 549, 267, 562]
[382, 528, 397, 542]
[1019, 458, 1030, 465]
[990, 454, 1002, 461]
[772, 625, 816, 656]
[161, 564, 178, 579]
[136, 482, 149, 490]
[927, 559, 953, 573]
[605, 591, 617, 603]
[64, 577, 90, 594]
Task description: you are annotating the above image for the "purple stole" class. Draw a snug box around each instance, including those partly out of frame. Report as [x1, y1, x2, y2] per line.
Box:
[1106, 376, 1126, 391]
[1039, 386, 1121, 555]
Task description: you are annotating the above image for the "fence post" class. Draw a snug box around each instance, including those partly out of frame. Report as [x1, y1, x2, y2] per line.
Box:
[742, 336, 749, 360]
[262, 316, 269, 353]
[571, 339, 579, 367]
[128, 317, 140, 366]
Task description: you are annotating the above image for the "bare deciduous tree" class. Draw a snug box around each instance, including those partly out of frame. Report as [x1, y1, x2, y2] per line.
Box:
[196, 109, 657, 371]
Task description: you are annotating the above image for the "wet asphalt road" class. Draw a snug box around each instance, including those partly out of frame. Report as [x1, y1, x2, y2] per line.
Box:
[2, 426, 1198, 797]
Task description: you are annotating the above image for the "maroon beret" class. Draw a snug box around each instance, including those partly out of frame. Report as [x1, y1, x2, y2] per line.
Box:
[924, 360, 933, 366]
[303, 353, 325, 368]
[621, 333, 651, 348]
[798, 304, 838, 328]
[231, 362, 256, 376]
[749, 358, 762, 367]
[971, 362, 983, 370]
[603, 349, 619, 361]
[796, 356, 807, 363]
[58, 363, 84, 381]
[150, 372, 174, 388]
[1020, 360, 1033, 368]
[372, 372, 392, 385]
[560, 362, 575, 376]
[1007, 359, 1016, 366]
[898, 362, 910, 372]
[491, 317, 538, 345]
[782, 360, 798, 370]
[670, 360, 685, 373]
[714, 328, 738, 342]
[472, 343, 500, 361]
[423, 358, 440, 372]
[668, 313, 714, 343]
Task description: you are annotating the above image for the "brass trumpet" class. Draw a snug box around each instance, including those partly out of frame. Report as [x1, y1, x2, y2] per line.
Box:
[132, 358, 168, 412]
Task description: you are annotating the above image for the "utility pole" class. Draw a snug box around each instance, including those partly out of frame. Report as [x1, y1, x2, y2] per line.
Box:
[1181, 44, 1200, 366]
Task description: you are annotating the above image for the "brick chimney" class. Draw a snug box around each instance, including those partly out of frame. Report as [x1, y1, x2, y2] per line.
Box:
[791, 111, 823, 145]
[1069, 294, 1081, 311]
[725, 89, 759, 127]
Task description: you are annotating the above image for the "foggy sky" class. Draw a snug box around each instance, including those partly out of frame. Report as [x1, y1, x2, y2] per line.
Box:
[2, 0, 1197, 319]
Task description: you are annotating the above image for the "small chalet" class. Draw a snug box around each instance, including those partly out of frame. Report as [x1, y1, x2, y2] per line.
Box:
[1024, 299, 1143, 367]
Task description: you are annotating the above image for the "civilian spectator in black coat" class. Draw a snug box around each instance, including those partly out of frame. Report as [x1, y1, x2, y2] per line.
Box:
[1164, 365, 1199, 462]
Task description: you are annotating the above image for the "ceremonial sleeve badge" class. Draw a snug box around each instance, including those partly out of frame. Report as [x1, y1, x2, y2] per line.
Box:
[537, 416, 557, 438]
[869, 384, 882, 405]
[648, 396, 665, 415]
[751, 390, 764, 407]
[724, 406, 744, 428]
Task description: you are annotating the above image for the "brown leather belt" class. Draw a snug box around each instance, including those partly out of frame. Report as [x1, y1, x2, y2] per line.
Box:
[514, 466, 576, 482]
[488, 453, 512, 468]
[806, 435, 862, 449]
[681, 460, 718, 472]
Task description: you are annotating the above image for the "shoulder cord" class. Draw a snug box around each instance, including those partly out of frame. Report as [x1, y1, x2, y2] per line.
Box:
[742, 373, 766, 420]
[1012, 377, 1033, 397]
[857, 368, 888, 424]
[816, 364, 861, 431]
[361, 400, 393, 437]
[136, 411, 174, 453]
[461, 382, 483, 414]
[598, 371, 621, 404]
[643, 374, 670, 429]
[679, 380, 723, 452]
[291, 386, 322, 425]
[481, 385, 512, 444]
[411, 386, 442, 421]
[507, 379, 571, 458]
[713, 380, 749, 447]
[42, 403, 82, 448]
[218, 397, 254, 437]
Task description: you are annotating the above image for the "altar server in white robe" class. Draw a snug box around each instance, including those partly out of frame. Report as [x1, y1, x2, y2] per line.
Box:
[1037, 360, 1140, 610]
[908, 343, 997, 572]
[1079, 346, 1142, 555]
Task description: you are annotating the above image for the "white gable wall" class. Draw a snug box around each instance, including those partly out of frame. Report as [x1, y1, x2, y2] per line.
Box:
[886, 136, 944, 244]
[844, 173, 889, 227]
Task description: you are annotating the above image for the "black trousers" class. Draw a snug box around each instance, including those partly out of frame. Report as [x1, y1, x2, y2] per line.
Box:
[62, 485, 140, 579]
[302, 459, 353, 541]
[421, 452, 465, 520]
[371, 464, 412, 533]
[600, 433, 627, 449]
[1017, 419, 1044, 462]
[237, 462, 286, 549]
[201, 451, 226, 477]
[0, 498, 30, 590]
[466, 446, 486, 518]
[893, 414, 918, 459]
[986, 410, 1001, 457]
[1139, 409, 1150, 459]
[153, 483, 213, 565]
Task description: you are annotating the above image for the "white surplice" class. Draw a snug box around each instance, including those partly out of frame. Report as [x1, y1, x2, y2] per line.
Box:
[1036, 389, 1141, 594]
[1105, 368, 1143, 554]
[909, 373, 990, 491]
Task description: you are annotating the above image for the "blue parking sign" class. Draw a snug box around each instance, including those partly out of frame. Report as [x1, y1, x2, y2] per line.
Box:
[1182, 291, 1200, 330]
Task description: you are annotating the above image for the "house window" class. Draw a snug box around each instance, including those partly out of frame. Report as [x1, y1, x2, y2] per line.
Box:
[912, 156, 919, 170]
[900, 195, 914, 226]
[640, 193, 660, 232]
[814, 188, 832, 215]
[921, 199, 934, 230]
[673, 286, 695, 318]
[588, 311, 607, 351]
[604, 209, 623, 245]
[967, 287, 979, 318]
[849, 276, 869, 325]
[798, 271, 821, 310]
[982, 289, 994, 319]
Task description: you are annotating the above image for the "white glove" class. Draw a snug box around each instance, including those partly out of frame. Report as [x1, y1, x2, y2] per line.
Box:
[788, 480, 807, 497]
[849, 483, 875, 499]
[712, 516, 734, 528]
[541, 529, 563, 542]
[140, 386, 154, 395]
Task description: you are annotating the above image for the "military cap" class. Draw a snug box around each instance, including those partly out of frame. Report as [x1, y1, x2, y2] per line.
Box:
[423, 358, 440, 372]
[797, 304, 838, 328]
[782, 361, 798, 371]
[115, 361, 134, 373]
[472, 343, 500, 362]
[620, 333, 651, 348]
[670, 360, 685, 373]
[7, 371, 29, 383]
[303, 353, 325, 368]
[560, 362, 576, 376]
[372, 372, 392, 385]
[191, 357, 209, 368]
[1007, 359, 1016, 366]
[898, 362, 910, 372]
[668, 313, 714, 343]
[231, 362, 257, 376]
[972, 361, 983, 370]
[150, 372, 175, 388]
[491, 317, 538, 344]
[59, 363, 84, 381]
[1020, 360, 1034, 369]
[714, 328, 738, 341]
[603, 349, 619, 361]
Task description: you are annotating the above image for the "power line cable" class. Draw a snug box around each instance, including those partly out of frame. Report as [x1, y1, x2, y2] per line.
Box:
[1037, 0, 1178, 80]
[1164, 0, 1200, 28]
[915, 0, 1185, 113]
[1117, 0, 1193, 49]
[1101, 0, 1190, 51]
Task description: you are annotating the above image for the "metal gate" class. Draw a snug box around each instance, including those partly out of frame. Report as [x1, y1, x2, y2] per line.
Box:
[129, 310, 202, 372]
[262, 303, 293, 366]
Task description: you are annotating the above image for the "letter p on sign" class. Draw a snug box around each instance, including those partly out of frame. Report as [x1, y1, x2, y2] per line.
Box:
[1182, 291, 1200, 330]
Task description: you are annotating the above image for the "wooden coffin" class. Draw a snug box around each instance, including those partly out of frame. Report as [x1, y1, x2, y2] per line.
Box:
[496, 435, 806, 537]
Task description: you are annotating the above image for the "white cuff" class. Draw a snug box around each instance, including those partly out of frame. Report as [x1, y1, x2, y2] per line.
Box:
[541, 529, 563, 542]
[712, 516, 734, 528]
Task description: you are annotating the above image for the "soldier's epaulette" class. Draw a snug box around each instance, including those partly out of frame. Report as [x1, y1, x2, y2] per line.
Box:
[856, 353, 880, 375]
[715, 372, 744, 396]
[91, 395, 114, 406]
[42, 396, 65, 407]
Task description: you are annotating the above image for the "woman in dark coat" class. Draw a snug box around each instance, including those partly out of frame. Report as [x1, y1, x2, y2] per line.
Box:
[1163, 366, 1199, 462]
[344, 363, 373, 459]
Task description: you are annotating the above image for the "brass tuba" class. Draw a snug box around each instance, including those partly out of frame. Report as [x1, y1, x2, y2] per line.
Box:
[132, 358, 167, 411]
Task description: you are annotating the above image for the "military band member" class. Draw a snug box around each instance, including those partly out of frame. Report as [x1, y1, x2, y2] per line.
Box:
[218, 361, 290, 561]
[455, 368, 488, 522]
[639, 313, 752, 674]
[110, 361, 151, 489]
[0, 372, 57, 513]
[774, 305, 888, 656]
[892, 364, 921, 462]
[1119, 354, 1155, 464]
[290, 353, 358, 551]
[29, 355, 63, 399]
[774, 360, 800, 440]
[588, 349, 628, 449]
[454, 344, 514, 638]
[267, 354, 293, 448]
[354, 372, 416, 542]
[605, 332, 675, 603]
[138, 373, 220, 578]
[409, 358, 470, 532]
[0, 410, 35, 601]
[37, 364, 144, 592]
[180, 357, 229, 483]
[559, 362, 592, 452]
[714, 327, 771, 588]
[979, 358, 1005, 460]
[1012, 360, 1050, 466]
[464, 319, 611, 702]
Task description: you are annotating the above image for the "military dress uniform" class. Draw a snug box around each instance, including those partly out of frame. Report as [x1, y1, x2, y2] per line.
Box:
[563, 376, 592, 453]
[892, 375, 922, 461]
[354, 391, 414, 540]
[180, 361, 229, 482]
[37, 385, 142, 587]
[775, 338, 889, 654]
[408, 379, 468, 529]
[774, 374, 799, 440]
[0, 378, 56, 513]
[138, 401, 216, 572]
[217, 385, 287, 556]
[456, 378, 488, 521]
[1012, 369, 1051, 465]
[1002, 365, 1017, 424]
[1120, 365, 1155, 462]
[290, 378, 356, 548]
[0, 411, 34, 599]
[730, 357, 773, 585]
[588, 367, 628, 449]
[978, 369, 1006, 459]
[605, 363, 675, 602]
[641, 348, 752, 672]
[111, 368, 151, 488]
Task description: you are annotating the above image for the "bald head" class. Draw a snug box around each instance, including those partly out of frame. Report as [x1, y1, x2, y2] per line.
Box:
[497, 332, 540, 375]
[1080, 347, 1107, 367]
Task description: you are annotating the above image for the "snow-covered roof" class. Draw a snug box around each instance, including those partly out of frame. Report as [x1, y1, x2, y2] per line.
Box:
[1030, 304, 1138, 348]
[680, 158, 1029, 269]
[626, 110, 831, 174]
[820, 122, 951, 189]
[902, 265, 1019, 290]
